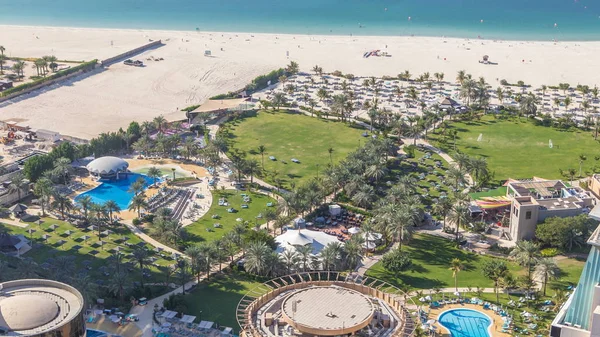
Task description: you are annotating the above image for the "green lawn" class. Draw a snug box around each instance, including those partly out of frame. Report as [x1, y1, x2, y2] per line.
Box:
[183, 272, 266, 332]
[469, 186, 508, 199]
[366, 234, 584, 293]
[429, 116, 600, 181]
[366, 234, 522, 289]
[222, 110, 365, 188]
[132, 166, 192, 178]
[184, 189, 277, 243]
[0, 217, 177, 286]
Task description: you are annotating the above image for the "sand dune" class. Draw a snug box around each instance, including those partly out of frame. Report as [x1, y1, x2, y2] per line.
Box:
[1, 25, 599, 139]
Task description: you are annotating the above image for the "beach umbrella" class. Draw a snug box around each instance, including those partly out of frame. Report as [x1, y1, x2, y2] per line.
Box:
[35, 219, 44, 225]
[348, 227, 360, 234]
[27, 228, 36, 236]
[87, 225, 97, 232]
[100, 230, 112, 237]
[56, 239, 67, 248]
[42, 234, 51, 241]
[49, 224, 59, 230]
[64, 230, 73, 236]
[98, 240, 105, 249]
[80, 235, 91, 242]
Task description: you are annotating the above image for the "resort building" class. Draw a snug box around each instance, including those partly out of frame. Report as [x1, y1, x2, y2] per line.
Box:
[237, 272, 415, 337]
[86, 156, 129, 180]
[0, 279, 86, 336]
[506, 178, 594, 242]
[0, 232, 31, 256]
[552, 227, 600, 337]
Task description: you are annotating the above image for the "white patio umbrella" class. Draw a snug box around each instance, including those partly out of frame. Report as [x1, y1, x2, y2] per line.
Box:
[348, 227, 360, 234]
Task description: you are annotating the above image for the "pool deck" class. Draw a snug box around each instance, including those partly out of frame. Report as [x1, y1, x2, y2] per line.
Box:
[87, 316, 143, 337]
[429, 303, 512, 337]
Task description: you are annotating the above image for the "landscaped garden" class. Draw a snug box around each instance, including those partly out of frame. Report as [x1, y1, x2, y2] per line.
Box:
[0, 217, 175, 302]
[183, 272, 266, 331]
[220, 110, 365, 188]
[366, 234, 583, 291]
[429, 115, 600, 181]
[184, 189, 278, 243]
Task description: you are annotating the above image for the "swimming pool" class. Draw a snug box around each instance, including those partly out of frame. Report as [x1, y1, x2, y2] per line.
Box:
[86, 329, 107, 337]
[438, 308, 492, 337]
[75, 173, 154, 209]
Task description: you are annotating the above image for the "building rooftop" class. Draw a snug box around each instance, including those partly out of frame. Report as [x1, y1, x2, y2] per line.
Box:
[0, 279, 84, 336]
[509, 180, 566, 198]
[537, 196, 584, 210]
[281, 286, 374, 333]
[86, 156, 128, 175]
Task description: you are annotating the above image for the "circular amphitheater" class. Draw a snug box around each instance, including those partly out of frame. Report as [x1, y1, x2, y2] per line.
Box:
[0, 279, 86, 337]
[237, 272, 417, 337]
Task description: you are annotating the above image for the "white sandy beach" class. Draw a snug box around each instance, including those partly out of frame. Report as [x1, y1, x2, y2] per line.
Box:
[1, 25, 600, 139]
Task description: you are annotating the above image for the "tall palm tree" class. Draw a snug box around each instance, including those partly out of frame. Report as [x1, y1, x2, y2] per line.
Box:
[579, 154, 587, 178]
[534, 258, 560, 296]
[104, 200, 121, 224]
[153, 115, 168, 133]
[280, 250, 300, 274]
[8, 173, 28, 202]
[129, 194, 148, 218]
[198, 242, 217, 280]
[328, 147, 334, 165]
[449, 204, 468, 245]
[456, 70, 467, 85]
[257, 145, 267, 168]
[449, 258, 463, 291]
[129, 177, 147, 195]
[78, 195, 93, 220]
[132, 247, 150, 287]
[0, 55, 6, 75]
[146, 167, 162, 186]
[51, 191, 73, 219]
[11, 61, 25, 79]
[297, 245, 313, 271]
[510, 240, 540, 294]
[53, 157, 73, 185]
[33, 177, 53, 216]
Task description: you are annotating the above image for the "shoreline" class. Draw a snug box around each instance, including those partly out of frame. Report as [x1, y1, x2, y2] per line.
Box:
[0, 24, 597, 44]
[1, 24, 600, 140]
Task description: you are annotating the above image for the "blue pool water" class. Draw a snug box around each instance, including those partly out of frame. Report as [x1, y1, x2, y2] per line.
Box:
[0, 0, 600, 40]
[438, 309, 492, 337]
[75, 173, 154, 209]
[86, 329, 107, 337]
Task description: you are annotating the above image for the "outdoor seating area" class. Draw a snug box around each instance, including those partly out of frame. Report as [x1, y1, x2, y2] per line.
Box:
[153, 309, 234, 337]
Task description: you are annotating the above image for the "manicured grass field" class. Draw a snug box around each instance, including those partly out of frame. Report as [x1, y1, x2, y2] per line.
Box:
[0, 217, 176, 285]
[184, 272, 266, 332]
[366, 234, 584, 292]
[184, 189, 277, 243]
[429, 116, 600, 181]
[366, 234, 522, 289]
[222, 110, 364, 188]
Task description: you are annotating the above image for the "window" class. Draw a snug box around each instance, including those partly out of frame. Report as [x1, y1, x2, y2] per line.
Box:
[525, 211, 532, 220]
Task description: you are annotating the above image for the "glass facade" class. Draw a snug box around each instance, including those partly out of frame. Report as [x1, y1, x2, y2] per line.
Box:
[564, 245, 600, 329]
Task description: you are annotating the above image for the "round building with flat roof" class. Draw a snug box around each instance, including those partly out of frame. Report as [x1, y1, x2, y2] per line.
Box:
[237, 272, 417, 337]
[0, 279, 86, 337]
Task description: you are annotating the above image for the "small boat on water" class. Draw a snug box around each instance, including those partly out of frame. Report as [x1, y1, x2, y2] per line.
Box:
[123, 59, 134, 66]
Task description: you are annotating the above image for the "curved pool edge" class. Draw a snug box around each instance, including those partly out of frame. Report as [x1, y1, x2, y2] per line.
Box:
[437, 307, 494, 337]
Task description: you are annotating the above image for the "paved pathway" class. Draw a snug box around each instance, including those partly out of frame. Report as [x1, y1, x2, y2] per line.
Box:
[122, 220, 185, 256]
[1, 218, 30, 228]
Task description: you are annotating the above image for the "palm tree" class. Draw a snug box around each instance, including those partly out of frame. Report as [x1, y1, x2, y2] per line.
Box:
[297, 245, 312, 271]
[12, 61, 25, 79]
[129, 177, 147, 196]
[132, 247, 150, 287]
[280, 250, 299, 274]
[449, 258, 463, 291]
[534, 258, 560, 296]
[8, 173, 28, 202]
[33, 177, 53, 216]
[146, 167, 162, 185]
[271, 92, 287, 110]
[510, 240, 540, 294]
[286, 61, 299, 74]
[432, 197, 453, 230]
[328, 147, 334, 165]
[579, 154, 587, 178]
[245, 159, 260, 186]
[51, 191, 73, 219]
[0, 55, 6, 75]
[78, 195, 93, 220]
[456, 70, 466, 85]
[53, 157, 73, 185]
[449, 204, 468, 245]
[495, 87, 504, 104]
[104, 200, 121, 224]
[257, 145, 267, 168]
[129, 194, 148, 218]
[245, 241, 272, 276]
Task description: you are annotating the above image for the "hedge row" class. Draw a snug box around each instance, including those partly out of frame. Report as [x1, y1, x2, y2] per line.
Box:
[1, 59, 98, 97]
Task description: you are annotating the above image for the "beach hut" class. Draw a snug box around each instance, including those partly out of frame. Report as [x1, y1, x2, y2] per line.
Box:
[8, 203, 27, 217]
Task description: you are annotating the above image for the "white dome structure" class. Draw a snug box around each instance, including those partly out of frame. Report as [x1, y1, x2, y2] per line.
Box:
[0, 295, 59, 330]
[86, 156, 129, 176]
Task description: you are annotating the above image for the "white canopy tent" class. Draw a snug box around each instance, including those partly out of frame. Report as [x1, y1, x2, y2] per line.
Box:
[180, 315, 196, 324]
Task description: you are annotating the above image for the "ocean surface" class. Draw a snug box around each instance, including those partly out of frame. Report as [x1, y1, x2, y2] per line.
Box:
[1, 0, 600, 41]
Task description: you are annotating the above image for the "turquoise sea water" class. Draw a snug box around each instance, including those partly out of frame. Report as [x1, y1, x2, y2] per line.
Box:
[0, 0, 599, 40]
[438, 309, 492, 337]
